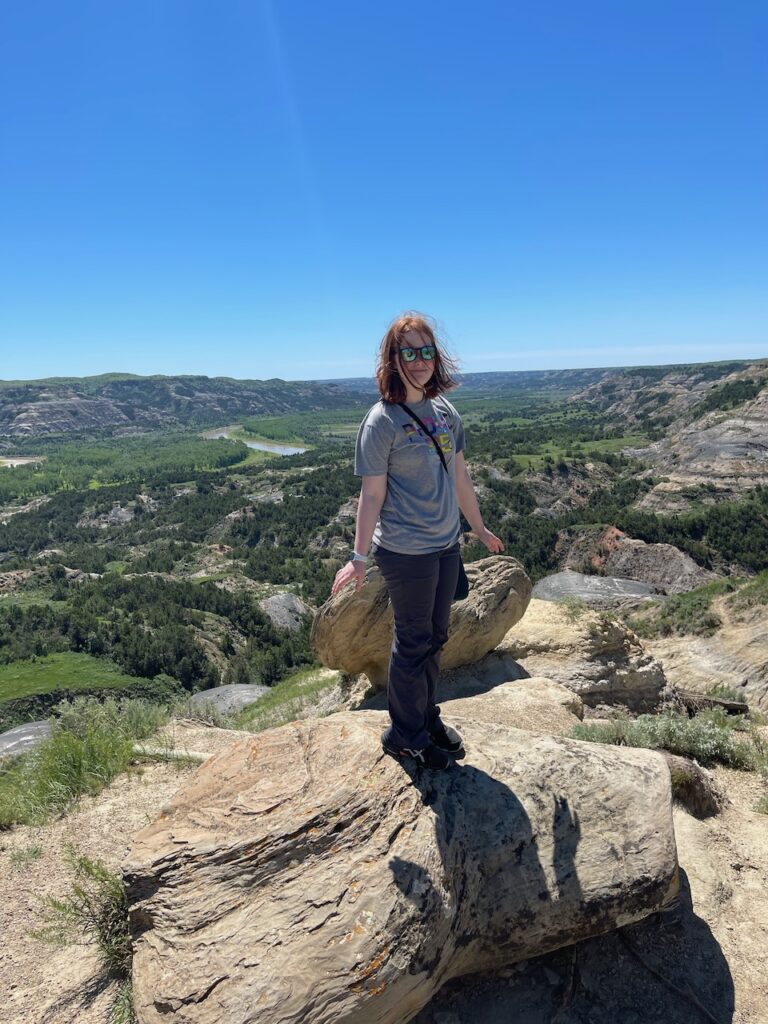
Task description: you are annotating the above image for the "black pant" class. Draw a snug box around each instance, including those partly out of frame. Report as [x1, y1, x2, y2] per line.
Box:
[374, 542, 461, 749]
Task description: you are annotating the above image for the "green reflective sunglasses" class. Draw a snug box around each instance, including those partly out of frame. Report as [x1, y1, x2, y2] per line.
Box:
[399, 345, 436, 363]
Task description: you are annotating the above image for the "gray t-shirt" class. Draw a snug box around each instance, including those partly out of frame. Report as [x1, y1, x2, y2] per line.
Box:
[354, 396, 466, 555]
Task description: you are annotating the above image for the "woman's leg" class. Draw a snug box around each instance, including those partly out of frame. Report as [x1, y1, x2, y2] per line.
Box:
[374, 546, 440, 750]
[425, 543, 461, 732]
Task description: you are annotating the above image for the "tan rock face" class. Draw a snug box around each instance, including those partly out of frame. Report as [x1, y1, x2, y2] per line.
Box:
[501, 599, 666, 711]
[124, 707, 678, 1024]
[442, 676, 584, 736]
[311, 555, 532, 688]
[644, 597, 768, 710]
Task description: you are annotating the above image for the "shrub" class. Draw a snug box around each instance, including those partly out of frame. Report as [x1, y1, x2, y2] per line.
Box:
[173, 696, 237, 729]
[234, 667, 340, 733]
[729, 570, 768, 611]
[52, 695, 169, 740]
[625, 579, 736, 638]
[707, 683, 747, 704]
[10, 843, 43, 867]
[0, 697, 170, 827]
[32, 845, 135, 1022]
[558, 596, 590, 622]
[570, 710, 758, 769]
[112, 981, 137, 1024]
[33, 845, 131, 976]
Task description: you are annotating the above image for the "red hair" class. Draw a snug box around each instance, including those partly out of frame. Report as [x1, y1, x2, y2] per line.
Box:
[375, 312, 460, 403]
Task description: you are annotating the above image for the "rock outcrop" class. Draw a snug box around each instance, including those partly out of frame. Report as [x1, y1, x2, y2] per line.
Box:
[644, 596, 768, 711]
[124, 706, 679, 1024]
[311, 555, 532, 688]
[522, 461, 616, 516]
[0, 376, 371, 438]
[627, 369, 768, 512]
[554, 526, 718, 594]
[500, 598, 666, 711]
[533, 569, 661, 606]
[188, 683, 270, 715]
[442, 676, 585, 735]
[258, 592, 314, 632]
[569, 360, 761, 428]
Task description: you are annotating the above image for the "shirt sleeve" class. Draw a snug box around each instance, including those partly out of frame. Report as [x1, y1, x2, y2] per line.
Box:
[354, 408, 394, 476]
[441, 398, 466, 455]
[453, 410, 466, 455]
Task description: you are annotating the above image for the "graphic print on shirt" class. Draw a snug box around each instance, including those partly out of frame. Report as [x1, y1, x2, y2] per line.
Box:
[401, 412, 453, 457]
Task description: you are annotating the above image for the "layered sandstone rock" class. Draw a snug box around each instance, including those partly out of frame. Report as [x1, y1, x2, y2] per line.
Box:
[644, 597, 768, 711]
[500, 598, 666, 711]
[441, 676, 585, 735]
[124, 706, 678, 1024]
[311, 555, 532, 688]
[629, 372, 768, 512]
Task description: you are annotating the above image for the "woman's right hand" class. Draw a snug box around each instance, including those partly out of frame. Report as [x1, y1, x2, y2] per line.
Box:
[331, 560, 367, 597]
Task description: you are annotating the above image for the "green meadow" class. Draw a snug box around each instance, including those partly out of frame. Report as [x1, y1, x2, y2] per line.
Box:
[0, 652, 153, 703]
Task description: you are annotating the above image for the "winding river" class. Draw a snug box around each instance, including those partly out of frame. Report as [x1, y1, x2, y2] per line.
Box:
[203, 427, 307, 456]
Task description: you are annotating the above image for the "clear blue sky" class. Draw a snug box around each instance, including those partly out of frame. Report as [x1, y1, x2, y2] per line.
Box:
[1, 1, 766, 381]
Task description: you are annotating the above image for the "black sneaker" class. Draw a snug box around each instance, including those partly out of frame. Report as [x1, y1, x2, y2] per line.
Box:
[381, 737, 452, 771]
[429, 722, 464, 754]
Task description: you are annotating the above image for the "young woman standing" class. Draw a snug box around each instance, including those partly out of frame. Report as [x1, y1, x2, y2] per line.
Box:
[331, 313, 504, 770]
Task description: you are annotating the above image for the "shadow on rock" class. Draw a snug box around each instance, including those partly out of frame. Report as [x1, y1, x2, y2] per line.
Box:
[385, 758, 554, 980]
[415, 867, 734, 1024]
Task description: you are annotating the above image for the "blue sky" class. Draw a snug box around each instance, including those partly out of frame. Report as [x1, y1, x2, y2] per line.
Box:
[1, 1, 766, 381]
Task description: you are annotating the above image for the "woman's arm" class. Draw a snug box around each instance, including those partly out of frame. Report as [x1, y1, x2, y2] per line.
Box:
[331, 475, 388, 595]
[354, 474, 387, 556]
[454, 451, 504, 553]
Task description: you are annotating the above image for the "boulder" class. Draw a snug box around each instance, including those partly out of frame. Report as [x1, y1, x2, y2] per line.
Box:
[0, 719, 51, 760]
[311, 555, 532, 688]
[553, 526, 718, 594]
[501, 598, 666, 711]
[189, 684, 270, 715]
[124, 706, 679, 1024]
[258, 592, 314, 632]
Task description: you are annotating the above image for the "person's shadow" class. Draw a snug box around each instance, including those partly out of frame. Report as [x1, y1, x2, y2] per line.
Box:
[383, 757, 590, 982]
[384, 757, 734, 1024]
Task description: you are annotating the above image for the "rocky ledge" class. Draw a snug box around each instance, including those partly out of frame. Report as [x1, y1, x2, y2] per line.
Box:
[123, 698, 678, 1024]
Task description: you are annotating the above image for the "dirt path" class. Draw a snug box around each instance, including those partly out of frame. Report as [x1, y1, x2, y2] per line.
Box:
[1, 728, 767, 1024]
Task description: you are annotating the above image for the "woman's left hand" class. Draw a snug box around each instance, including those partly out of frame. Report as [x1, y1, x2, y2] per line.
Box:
[477, 527, 504, 553]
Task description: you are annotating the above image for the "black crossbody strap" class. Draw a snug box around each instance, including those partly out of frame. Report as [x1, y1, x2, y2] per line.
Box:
[398, 401, 449, 473]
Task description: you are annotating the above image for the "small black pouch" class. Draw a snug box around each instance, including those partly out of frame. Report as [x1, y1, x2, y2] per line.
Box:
[454, 558, 469, 601]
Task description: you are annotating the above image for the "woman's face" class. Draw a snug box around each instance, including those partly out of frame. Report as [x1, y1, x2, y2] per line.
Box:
[396, 329, 435, 392]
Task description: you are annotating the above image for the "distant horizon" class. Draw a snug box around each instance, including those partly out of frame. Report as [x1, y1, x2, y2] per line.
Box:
[2, 351, 767, 388]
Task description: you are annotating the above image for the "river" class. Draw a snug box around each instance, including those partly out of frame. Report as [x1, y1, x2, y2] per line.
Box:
[0, 457, 43, 468]
[203, 427, 307, 456]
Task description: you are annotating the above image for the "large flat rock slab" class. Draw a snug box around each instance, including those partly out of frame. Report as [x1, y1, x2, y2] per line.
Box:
[533, 569, 661, 605]
[0, 719, 51, 759]
[124, 707, 679, 1024]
